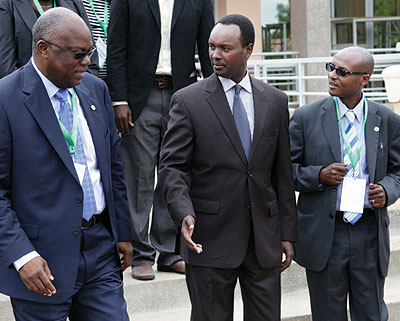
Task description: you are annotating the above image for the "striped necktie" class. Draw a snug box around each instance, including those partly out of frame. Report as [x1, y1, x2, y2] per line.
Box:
[343, 110, 362, 224]
[55, 89, 97, 221]
[232, 84, 251, 159]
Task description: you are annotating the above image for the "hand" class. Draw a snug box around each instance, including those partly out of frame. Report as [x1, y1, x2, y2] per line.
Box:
[118, 241, 133, 271]
[114, 104, 133, 135]
[181, 215, 202, 254]
[318, 163, 348, 186]
[18, 256, 56, 296]
[281, 241, 294, 273]
[368, 183, 386, 208]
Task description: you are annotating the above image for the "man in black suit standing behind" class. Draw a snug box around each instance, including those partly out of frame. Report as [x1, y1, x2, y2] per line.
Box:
[159, 14, 297, 321]
[107, 0, 214, 280]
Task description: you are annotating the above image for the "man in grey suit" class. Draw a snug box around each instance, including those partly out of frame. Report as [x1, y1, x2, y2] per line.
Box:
[290, 46, 400, 320]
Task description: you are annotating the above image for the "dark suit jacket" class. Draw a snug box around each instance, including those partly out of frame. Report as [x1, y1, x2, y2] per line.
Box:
[0, 0, 99, 79]
[290, 97, 400, 277]
[159, 74, 297, 269]
[107, 0, 214, 122]
[0, 61, 132, 303]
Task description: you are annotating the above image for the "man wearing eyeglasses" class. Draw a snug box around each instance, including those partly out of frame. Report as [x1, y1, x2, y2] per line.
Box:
[0, 8, 132, 320]
[289, 46, 400, 320]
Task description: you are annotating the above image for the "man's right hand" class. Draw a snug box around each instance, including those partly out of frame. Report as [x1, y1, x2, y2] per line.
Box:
[318, 163, 348, 186]
[181, 215, 203, 254]
[114, 104, 134, 135]
[19, 256, 56, 296]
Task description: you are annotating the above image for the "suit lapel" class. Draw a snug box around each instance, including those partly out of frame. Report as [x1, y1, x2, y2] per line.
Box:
[147, 0, 161, 30]
[248, 78, 269, 164]
[171, 0, 186, 30]
[22, 62, 79, 183]
[15, 0, 38, 32]
[205, 74, 247, 165]
[321, 98, 342, 162]
[365, 101, 380, 183]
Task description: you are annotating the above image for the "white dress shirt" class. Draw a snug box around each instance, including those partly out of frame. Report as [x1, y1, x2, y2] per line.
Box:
[218, 72, 255, 140]
[14, 59, 106, 271]
[155, 0, 174, 75]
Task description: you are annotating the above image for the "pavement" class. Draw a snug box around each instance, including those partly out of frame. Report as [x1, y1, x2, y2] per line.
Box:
[0, 200, 400, 321]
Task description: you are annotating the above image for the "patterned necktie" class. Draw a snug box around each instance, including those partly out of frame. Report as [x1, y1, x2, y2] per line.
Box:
[54, 89, 97, 221]
[232, 84, 251, 159]
[343, 110, 362, 224]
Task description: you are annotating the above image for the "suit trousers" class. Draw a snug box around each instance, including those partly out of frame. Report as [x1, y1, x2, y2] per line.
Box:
[11, 221, 129, 321]
[306, 214, 387, 321]
[185, 235, 281, 321]
[120, 87, 180, 266]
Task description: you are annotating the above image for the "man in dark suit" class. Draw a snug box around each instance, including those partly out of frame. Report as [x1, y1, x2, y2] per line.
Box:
[107, 0, 214, 280]
[0, 8, 132, 320]
[159, 14, 297, 321]
[290, 46, 400, 320]
[0, 0, 99, 78]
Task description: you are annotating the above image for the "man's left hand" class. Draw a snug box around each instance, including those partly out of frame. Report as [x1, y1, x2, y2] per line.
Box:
[368, 183, 386, 208]
[281, 241, 294, 272]
[118, 241, 133, 271]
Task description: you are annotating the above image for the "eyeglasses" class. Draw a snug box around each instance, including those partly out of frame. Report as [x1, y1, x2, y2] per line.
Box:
[325, 63, 369, 77]
[41, 38, 96, 60]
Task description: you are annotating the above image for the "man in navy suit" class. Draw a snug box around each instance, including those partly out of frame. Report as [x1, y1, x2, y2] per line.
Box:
[0, 7, 133, 321]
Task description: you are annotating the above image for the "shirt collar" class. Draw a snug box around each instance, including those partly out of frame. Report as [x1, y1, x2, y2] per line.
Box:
[337, 92, 365, 122]
[31, 58, 72, 99]
[218, 71, 252, 94]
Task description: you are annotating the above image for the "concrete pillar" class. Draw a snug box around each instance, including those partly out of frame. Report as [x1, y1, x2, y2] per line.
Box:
[291, 0, 332, 104]
[215, 0, 263, 54]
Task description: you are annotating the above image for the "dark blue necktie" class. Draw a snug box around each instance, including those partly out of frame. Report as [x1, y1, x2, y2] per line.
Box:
[232, 84, 251, 159]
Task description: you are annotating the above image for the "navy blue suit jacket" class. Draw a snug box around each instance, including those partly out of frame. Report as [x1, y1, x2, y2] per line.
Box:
[0, 61, 133, 303]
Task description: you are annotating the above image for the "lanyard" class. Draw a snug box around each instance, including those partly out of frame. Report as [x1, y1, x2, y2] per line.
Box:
[334, 96, 368, 174]
[32, 0, 57, 15]
[88, 0, 109, 38]
[57, 88, 78, 156]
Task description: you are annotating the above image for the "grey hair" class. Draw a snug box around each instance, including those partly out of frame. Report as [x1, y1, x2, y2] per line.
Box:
[32, 7, 84, 53]
[337, 46, 375, 75]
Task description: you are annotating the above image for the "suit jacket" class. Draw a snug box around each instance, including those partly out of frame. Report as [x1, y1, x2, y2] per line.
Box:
[0, 0, 99, 79]
[290, 97, 400, 277]
[107, 0, 214, 122]
[0, 61, 133, 303]
[158, 74, 297, 269]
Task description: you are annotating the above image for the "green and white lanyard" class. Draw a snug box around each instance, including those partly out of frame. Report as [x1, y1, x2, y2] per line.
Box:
[32, 0, 57, 15]
[57, 88, 78, 156]
[334, 96, 368, 175]
[88, 0, 109, 38]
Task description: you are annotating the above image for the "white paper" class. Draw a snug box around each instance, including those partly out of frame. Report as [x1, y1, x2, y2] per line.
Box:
[74, 163, 86, 185]
[339, 177, 366, 213]
[96, 37, 107, 69]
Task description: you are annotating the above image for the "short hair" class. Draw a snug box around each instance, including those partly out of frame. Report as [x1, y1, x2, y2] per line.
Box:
[337, 46, 375, 74]
[32, 7, 83, 52]
[217, 14, 255, 47]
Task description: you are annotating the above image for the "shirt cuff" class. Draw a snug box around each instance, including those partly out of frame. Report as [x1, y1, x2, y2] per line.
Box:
[112, 101, 128, 106]
[13, 251, 40, 271]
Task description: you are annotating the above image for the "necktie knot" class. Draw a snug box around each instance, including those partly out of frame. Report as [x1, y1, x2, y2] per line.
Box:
[234, 84, 242, 95]
[345, 110, 355, 123]
[54, 89, 69, 105]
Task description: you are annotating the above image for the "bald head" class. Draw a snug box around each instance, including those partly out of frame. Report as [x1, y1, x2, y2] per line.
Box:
[335, 46, 375, 75]
[32, 7, 90, 54]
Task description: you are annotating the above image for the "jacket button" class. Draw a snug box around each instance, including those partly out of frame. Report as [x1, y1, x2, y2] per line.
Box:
[247, 171, 253, 177]
[245, 202, 251, 209]
[76, 198, 82, 203]
[329, 213, 335, 219]
[332, 187, 337, 192]
[73, 229, 80, 235]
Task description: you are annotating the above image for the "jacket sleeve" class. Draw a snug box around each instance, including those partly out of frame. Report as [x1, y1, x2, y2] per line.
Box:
[0, 0, 18, 79]
[197, 0, 214, 78]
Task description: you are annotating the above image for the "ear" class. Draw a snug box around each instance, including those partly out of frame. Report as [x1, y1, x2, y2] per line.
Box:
[361, 73, 371, 87]
[36, 40, 51, 58]
[244, 43, 254, 59]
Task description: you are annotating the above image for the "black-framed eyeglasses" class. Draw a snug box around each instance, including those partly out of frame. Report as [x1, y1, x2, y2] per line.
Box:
[41, 38, 96, 60]
[325, 63, 369, 77]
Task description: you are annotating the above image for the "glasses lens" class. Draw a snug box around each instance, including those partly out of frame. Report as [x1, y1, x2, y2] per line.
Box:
[335, 68, 347, 77]
[74, 52, 87, 60]
[325, 63, 333, 72]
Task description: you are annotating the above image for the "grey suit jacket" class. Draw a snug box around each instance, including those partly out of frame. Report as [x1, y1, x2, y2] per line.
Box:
[0, 0, 99, 79]
[290, 96, 400, 277]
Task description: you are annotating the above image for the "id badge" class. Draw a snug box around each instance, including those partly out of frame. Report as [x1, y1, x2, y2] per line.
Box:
[74, 163, 86, 185]
[339, 177, 366, 213]
[96, 37, 107, 69]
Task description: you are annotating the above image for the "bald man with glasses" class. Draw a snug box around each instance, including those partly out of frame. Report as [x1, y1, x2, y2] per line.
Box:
[290, 46, 400, 320]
